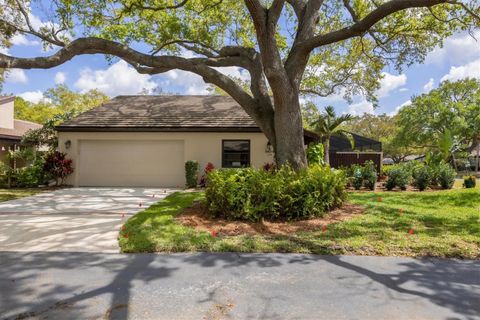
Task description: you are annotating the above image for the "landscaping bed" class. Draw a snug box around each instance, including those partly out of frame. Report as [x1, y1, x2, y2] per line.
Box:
[0, 188, 45, 202]
[176, 201, 364, 236]
[118, 189, 480, 259]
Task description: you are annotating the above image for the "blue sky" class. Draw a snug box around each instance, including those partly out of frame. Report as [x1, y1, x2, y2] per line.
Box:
[2, 6, 480, 116]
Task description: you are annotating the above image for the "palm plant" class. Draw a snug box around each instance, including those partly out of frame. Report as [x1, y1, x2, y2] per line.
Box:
[310, 106, 354, 165]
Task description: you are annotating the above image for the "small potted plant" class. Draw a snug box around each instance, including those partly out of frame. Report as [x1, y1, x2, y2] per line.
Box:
[463, 175, 476, 189]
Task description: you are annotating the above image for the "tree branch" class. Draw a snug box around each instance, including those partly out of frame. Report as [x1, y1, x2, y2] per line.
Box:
[303, 0, 450, 51]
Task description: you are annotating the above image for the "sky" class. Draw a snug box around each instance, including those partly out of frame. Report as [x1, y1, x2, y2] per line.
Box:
[2, 5, 480, 116]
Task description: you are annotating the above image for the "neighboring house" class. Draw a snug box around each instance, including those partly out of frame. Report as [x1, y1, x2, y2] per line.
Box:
[56, 95, 278, 187]
[0, 96, 42, 166]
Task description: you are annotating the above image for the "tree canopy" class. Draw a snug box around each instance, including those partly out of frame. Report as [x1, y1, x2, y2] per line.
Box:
[14, 85, 109, 124]
[395, 78, 480, 159]
[1, 0, 479, 168]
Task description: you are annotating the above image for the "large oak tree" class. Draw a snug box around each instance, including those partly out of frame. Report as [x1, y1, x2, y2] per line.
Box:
[1, 0, 479, 169]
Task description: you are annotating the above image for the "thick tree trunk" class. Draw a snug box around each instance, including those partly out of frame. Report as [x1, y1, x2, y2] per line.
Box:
[271, 93, 307, 170]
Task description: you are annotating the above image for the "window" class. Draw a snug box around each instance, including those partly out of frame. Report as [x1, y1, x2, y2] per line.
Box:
[222, 140, 250, 168]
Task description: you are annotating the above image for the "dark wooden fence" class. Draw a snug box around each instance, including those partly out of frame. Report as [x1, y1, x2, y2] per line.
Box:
[329, 152, 383, 173]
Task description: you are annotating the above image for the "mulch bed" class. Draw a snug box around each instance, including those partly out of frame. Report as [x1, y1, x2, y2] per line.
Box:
[176, 202, 365, 236]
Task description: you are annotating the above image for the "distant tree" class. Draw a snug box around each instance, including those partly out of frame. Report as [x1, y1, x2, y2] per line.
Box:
[345, 113, 416, 163]
[301, 102, 321, 131]
[14, 85, 108, 124]
[310, 106, 353, 164]
[395, 78, 480, 164]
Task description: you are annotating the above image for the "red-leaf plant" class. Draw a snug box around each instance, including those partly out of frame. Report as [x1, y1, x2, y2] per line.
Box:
[199, 162, 215, 187]
[43, 151, 74, 186]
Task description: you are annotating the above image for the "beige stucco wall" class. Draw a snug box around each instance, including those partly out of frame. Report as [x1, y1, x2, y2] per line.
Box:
[58, 131, 274, 187]
[0, 99, 14, 129]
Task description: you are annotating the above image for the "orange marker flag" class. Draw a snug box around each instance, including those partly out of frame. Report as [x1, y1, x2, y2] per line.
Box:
[408, 228, 414, 235]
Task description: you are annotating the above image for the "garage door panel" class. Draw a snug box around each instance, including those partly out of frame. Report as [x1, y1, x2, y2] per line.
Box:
[78, 140, 184, 187]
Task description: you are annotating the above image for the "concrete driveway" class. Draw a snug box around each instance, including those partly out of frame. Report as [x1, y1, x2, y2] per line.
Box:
[0, 188, 177, 252]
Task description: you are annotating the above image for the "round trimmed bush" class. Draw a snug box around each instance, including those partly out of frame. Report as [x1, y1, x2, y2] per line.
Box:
[205, 165, 347, 221]
[412, 165, 432, 191]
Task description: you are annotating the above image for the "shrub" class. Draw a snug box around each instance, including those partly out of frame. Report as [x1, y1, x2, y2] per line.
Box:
[306, 143, 324, 166]
[352, 165, 363, 190]
[463, 175, 477, 189]
[434, 162, 456, 190]
[205, 164, 347, 221]
[412, 165, 432, 191]
[382, 164, 402, 176]
[16, 158, 51, 187]
[43, 151, 74, 186]
[185, 160, 199, 188]
[362, 161, 378, 191]
[386, 167, 411, 191]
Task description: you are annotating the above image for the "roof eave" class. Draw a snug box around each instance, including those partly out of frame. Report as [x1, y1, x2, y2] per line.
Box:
[55, 126, 263, 133]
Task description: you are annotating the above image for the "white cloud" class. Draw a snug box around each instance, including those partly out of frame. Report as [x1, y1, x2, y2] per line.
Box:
[10, 34, 39, 46]
[423, 78, 435, 92]
[0, 47, 8, 54]
[18, 91, 44, 103]
[426, 32, 480, 66]
[5, 69, 28, 84]
[440, 58, 480, 82]
[74, 60, 157, 96]
[161, 70, 209, 95]
[376, 72, 407, 98]
[347, 100, 374, 116]
[158, 66, 250, 95]
[389, 100, 412, 116]
[398, 88, 409, 92]
[54, 72, 66, 84]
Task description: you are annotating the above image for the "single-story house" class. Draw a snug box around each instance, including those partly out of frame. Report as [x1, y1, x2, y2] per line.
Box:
[56, 95, 382, 187]
[56, 95, 279, 187]
[0, 96, 42, 166]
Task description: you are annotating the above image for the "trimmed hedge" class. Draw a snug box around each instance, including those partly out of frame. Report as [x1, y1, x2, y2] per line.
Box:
[185, 160, 199, 188]
[205, 165, 347, 221]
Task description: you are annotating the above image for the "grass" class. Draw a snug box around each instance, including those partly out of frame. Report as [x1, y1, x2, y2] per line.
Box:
[119, 189, 480, 259]
[0, 188, 43, 202]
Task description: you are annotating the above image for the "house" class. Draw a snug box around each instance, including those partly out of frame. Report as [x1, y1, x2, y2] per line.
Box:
[56, 95, 279, 187]
[0, 96, 42, 166]
[57, 95, 383, 187]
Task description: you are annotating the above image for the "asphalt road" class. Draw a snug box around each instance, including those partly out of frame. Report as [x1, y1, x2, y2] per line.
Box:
[1, 253, 479, 320]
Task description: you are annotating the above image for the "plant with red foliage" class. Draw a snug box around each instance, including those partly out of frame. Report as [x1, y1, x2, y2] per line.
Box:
[199, 162, 215, 187]
[262, 162, 276, 172]
[43, 151, 74, 186]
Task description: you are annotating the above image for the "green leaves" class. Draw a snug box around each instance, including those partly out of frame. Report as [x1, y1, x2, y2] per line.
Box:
[396, 78, 480, 157]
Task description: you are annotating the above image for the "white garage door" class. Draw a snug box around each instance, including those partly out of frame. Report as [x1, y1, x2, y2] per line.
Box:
[78, 140, 185, 187]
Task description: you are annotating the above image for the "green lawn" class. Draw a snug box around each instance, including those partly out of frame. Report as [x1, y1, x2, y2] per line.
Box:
[119, 189, 480, 259]
[0, 188, 43, 202]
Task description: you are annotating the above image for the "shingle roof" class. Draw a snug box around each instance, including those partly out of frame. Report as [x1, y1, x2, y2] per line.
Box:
[56, 95, 261, 132]
[0, 119, 42, 141]
[0, 96, 15, 104]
